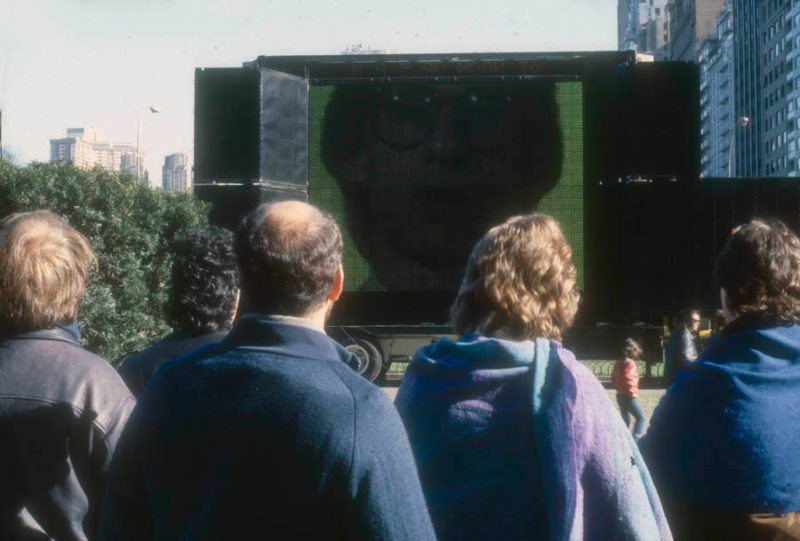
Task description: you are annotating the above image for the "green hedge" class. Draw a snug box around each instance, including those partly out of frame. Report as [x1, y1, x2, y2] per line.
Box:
[0, 159, 209, 362]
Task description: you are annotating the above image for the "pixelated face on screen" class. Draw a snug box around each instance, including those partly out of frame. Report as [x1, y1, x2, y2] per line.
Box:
[316, 80, 578, 292]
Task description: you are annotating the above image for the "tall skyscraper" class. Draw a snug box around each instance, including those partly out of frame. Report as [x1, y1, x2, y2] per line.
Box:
[622, 0, 800, 178]
[162, 152, 192, 193]
[698, 2, 735, 177]
[667, 0, 727, 61]
[619, 0, 670, 57]
[49, 128, 146, 178]
[731, 0, 764, 176]
[760, 0, 793, 176]
[786, 2, 800, 176]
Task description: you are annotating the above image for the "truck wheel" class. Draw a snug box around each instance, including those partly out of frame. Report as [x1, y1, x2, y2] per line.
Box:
[343, 339, 383, 383]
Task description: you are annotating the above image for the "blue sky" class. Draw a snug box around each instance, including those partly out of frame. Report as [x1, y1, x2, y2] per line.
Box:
[0, 0, 617, 186]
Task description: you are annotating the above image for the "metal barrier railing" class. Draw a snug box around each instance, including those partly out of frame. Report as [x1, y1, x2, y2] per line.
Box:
[385, 359, 666, 383]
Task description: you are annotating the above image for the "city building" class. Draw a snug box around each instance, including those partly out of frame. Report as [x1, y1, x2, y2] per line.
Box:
[667, 0, 727, 61]
[49, 128, 146, 178]
[786, 0, 800, 176]
[162, 152, 192, 193]
[732, 0, 764, 176]
[619, 0, 634, 49]
[760, 0, 794, 176]
[619, 0, 670, 57]
[623, 0, 800, 178]
[698, 1, 735, 177]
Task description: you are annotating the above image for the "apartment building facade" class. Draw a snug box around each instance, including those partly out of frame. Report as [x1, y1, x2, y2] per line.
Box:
[619, 0, 670, 56]
[699, 3, 735, 177]
[162, 152, 192, 193]
[782, 0, 800, 176]
[49, 128, 145, 178]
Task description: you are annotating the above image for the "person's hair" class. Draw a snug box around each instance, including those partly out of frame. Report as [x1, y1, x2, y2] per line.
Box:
[712, 309, 726, 330]
[165, 227, 238, 335]
[679, 308, 699, 327]
[450, 213, 579, 341]
[622, 337, 642, 360]
[713, 217, 800, 322]
[0, 210, 95, 329]
[235, 202, 343, 316]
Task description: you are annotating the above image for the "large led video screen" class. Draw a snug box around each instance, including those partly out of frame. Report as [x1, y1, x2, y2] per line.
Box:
[308, 79, 583, 293]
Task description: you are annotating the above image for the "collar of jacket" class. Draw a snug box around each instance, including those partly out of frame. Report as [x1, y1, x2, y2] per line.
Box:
[719, 312, 784, 339]
[1, 324, 80, 345]
[222, 316, 354, 365]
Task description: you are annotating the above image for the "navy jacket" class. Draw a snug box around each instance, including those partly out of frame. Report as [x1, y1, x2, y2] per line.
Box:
[642, 316, 800, 513]
[663, 327, 697, 384]
[98, 317, 436, 541]
[118, 330, 229, 396]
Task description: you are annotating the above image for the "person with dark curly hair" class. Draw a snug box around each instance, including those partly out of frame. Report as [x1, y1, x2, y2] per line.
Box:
[395, 214, 671, 541]
[640, 218, 800, 540]
[118, 226, 239, 396]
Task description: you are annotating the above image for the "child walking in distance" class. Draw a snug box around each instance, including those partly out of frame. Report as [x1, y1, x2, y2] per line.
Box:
[612, 338, 645, 440]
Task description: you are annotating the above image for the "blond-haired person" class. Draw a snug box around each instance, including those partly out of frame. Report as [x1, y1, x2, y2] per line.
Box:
[395, 213, 672, 541]
[0, 211, 135, 541]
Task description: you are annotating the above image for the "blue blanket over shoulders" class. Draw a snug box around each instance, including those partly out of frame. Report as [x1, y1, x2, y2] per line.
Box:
[396, 334, 672, 541]
[640, 320, 800, 512]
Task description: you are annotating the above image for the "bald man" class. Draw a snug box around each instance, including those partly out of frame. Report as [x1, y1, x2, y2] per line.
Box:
[98, 202, 436, 541]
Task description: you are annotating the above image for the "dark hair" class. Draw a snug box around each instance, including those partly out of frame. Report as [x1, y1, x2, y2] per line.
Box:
[678, 309, 699, 326]
[235, 202, 343, 316]
[622, 337, 642, 360]
[712, 309, 726, 330]
[166, 227, 238, 334]
[714, 218, 800, 322]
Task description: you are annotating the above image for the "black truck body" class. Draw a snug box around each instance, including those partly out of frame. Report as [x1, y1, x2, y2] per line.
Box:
[194, 51, 715, 382]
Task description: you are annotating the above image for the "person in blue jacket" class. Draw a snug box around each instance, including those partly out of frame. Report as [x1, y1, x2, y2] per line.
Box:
[640, 218, 800, 540]
[98, 201, 436, 541]
[118, 226, 239, 396]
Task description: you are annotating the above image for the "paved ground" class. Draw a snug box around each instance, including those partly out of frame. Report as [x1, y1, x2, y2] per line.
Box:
[609, 388, 665, 434]
[381, 385, 666, 434]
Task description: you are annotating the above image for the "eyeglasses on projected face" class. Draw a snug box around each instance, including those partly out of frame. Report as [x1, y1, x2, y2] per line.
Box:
[368, 84, 546, 151]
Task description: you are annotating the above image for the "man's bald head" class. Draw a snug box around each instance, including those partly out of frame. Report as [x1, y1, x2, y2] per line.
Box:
[235, 201, 343, 316]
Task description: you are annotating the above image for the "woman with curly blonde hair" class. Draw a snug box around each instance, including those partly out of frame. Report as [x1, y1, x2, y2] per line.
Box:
[395, 213, 671, 541]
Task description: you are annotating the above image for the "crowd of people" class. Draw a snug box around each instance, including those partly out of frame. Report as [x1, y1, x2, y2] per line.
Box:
[0, 202, 799, 541]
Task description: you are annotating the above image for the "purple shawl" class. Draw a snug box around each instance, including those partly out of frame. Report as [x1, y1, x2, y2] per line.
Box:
[395, 334, 672, 541]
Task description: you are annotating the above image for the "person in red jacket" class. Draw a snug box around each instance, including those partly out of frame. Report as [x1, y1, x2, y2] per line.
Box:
[612, 338, 645, 440]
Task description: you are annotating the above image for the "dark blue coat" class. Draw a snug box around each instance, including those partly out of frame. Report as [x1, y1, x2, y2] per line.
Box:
[641, 316, 800, 513]
[118, 330, 229, 396]
[98, 317, 436, 541]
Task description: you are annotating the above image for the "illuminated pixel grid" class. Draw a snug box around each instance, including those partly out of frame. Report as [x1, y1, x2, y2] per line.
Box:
[308, 81, 584, 291]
